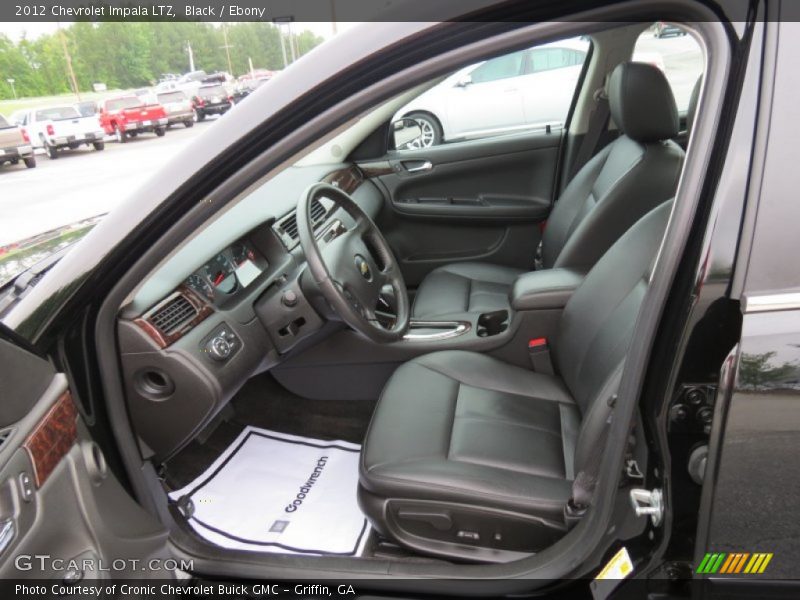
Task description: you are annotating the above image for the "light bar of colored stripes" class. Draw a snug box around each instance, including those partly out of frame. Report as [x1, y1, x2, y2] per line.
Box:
[697, 552, 773, 574]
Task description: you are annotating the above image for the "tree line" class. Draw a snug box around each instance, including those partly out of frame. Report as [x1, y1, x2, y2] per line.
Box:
[0, 22, 324, 99]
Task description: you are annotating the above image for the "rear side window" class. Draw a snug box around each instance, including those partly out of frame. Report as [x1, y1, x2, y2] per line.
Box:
[106, 97, 143, 111]
[0, 115, 10, 129]
[158, 91, 186, 103]
[35, 107, 80, 121]
[198, 85, 226, 97]
[633, 23, 704, 112]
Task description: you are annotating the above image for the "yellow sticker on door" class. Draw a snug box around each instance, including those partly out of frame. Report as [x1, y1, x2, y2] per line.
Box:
[596, 547, 634, 580]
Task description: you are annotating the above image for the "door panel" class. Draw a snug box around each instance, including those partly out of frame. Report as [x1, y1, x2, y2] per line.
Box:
[362, 130, 560, 287]
[0, 335, 168, 581]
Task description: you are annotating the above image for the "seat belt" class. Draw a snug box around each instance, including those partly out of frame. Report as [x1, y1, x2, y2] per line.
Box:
[568, 82, 611, 180]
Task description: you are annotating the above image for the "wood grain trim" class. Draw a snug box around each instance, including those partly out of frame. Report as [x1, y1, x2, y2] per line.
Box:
[23, 391, 78, 488]
[357, 161, 394, 178]
[134, 286, 213, 349]
[323, 165, 364, 194]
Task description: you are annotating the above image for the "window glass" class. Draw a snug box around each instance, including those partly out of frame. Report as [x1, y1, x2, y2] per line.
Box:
[633, 23, 704, 112]
[35, 107, 80, 121]
[529, 47, 587, 73]
[470, 51, 525, 84]
[392, 36, 590, 149]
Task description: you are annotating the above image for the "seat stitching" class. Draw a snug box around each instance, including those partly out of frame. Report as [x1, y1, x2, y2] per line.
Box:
[451, 414, 563, 437]
[415, 362, 571, 404]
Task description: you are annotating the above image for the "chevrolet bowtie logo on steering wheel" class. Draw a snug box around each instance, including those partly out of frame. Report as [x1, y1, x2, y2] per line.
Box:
[354, 255, 372, 281]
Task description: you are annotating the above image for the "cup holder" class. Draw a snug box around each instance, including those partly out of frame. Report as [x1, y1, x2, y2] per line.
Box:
[477, 310, 509, 337]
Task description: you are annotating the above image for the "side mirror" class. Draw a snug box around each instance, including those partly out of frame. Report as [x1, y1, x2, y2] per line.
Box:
[391, 117, 424, 150]
[456, 74, 473, 88]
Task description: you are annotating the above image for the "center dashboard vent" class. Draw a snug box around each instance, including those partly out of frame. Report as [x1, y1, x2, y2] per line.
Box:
[148, 293, 198, 335]
[274, 199, 328, 248]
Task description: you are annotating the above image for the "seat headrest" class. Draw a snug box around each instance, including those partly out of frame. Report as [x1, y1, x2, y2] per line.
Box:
[608, 62, 679, 143]
[686, 76, 702, 138]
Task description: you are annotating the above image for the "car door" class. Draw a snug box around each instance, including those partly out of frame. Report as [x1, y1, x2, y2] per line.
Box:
[360, 44, 590, 289]
[0, 325, 169, 582]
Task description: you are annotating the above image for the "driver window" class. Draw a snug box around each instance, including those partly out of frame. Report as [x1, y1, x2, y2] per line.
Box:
[392, 36, 590, 149]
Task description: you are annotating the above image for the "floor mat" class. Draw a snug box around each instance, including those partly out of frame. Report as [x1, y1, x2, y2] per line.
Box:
[169, 426, 370, 556]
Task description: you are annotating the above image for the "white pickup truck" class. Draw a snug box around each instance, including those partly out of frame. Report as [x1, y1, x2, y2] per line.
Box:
[0, 114, 36, 170]
[13, 105, 106, 159]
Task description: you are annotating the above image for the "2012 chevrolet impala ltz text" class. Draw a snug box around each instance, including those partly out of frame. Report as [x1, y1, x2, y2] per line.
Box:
[0, 1, 799, 598]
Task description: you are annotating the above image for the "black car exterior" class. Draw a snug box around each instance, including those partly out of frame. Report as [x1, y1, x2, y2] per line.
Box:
[193, 84, 234, 121]
[0, 3, 798, 598]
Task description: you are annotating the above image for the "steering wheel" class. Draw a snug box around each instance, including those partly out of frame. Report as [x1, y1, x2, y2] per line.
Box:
[297, 183, 410, 343]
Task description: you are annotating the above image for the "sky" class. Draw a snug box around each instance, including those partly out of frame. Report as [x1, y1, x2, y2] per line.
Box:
[0, 21, 357, 42]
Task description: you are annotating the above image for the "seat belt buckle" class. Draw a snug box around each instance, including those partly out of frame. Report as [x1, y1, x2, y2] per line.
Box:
[528, 338, 554, 375]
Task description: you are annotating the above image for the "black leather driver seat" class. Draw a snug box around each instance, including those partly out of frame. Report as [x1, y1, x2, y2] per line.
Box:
[411, 62, 684, 320]
[359, 200, 673, 560]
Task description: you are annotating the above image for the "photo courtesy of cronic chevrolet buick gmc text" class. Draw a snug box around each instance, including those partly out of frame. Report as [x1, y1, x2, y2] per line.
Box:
[0, 2, 799, 599]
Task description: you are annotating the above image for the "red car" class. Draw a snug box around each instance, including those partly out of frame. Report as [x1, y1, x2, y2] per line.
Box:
[98, 96, 169, 143]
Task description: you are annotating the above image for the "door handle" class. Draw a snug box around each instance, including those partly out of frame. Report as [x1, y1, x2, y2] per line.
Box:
[403, 160, 433, 173]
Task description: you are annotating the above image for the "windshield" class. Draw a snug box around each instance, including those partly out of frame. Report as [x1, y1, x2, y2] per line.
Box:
[35, 106, 81, 121]
[0, 20, 327, 290]
[106, 97, 143, 111]
[157, 91, 186, 103]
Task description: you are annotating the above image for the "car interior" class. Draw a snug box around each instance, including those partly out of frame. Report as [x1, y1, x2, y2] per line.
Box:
[110, 20, 707, 568]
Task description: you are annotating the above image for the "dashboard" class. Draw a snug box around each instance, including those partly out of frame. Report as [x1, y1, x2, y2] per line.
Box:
[117, 164, 383, 461]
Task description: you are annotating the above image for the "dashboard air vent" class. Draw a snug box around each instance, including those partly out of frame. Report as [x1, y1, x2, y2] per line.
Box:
[149, 294, 197, 335]
[274, 199, 328, 248]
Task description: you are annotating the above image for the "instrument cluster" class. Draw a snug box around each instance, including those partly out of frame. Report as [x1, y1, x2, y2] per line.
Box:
[185, 241, 267, 303]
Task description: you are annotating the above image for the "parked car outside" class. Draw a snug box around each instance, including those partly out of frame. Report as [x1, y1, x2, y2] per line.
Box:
[74, 100, 100, 117]
[156, 90, 195, 128]
[98, 96, 168, 143]
[395, 38, 591, 146]
[193, 83, 234, 121]
[0, 114, 36, 169]
[14, 105, 106, 158]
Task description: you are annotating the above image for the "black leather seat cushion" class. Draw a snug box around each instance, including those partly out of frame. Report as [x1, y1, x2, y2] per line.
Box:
[360, 350, 580, 520]
[359, 201, 674, 556]
[410, 263, 524, 321]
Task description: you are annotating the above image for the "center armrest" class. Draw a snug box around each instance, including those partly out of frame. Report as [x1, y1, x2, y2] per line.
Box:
[510, 268, 585, 311]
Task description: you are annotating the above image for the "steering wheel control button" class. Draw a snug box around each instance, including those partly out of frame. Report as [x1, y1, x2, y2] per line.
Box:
[202, 323, 239, 363]
[281, 289, 299, 308]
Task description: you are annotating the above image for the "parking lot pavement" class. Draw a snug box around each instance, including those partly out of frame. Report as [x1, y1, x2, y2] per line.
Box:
[0, 120, 213, 246]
